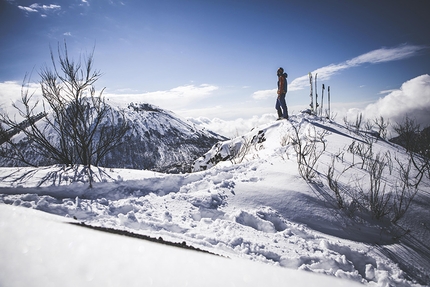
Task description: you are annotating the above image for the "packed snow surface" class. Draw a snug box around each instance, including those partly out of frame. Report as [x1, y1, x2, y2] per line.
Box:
[1, 112, 429, 286]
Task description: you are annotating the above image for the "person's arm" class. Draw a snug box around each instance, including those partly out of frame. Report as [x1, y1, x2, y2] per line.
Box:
[277, 76, 284, 95]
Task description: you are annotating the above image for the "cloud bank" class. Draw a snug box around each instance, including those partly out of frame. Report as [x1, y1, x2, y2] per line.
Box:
[361, 74, 430, 128]
[188, 114, 277, 139]
[252, 89, 277, 100]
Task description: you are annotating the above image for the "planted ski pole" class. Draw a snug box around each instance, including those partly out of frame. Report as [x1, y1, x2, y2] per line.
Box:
[309, 72, 313, 112]
[315, 73, 318, 115]
[328, 86, 331, 119]
[321, 84, 325, 117]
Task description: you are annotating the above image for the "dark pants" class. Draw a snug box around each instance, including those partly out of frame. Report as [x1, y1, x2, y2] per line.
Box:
[275, 93, 288, 118]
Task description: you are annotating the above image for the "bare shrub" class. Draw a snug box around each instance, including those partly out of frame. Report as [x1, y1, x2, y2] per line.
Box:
[393, 116, 429, 186]
[0, 42, 128, 187]
[374, 116, 390, 139]
[230, 130, 265, 164]
[365, 152, 391, 219]
[326, 155, 361, 215]
[344, 113, 363, 134]
[290, 123, 327, 181]
[347, 140, 374, 169]
[229, 136, 252, 164]
[392, 157, 419, 223]
[326, 156, 345, 209]
[321, 116, 423, 222]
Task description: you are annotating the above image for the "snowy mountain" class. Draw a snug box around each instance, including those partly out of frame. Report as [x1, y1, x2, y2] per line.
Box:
[99, 102, 227, 173]
[1, 111, 429, 286]
[0, 102, 227, 173]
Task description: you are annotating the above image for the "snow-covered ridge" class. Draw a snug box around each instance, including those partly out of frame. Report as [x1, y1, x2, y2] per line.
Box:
[1, 111, 429, 286]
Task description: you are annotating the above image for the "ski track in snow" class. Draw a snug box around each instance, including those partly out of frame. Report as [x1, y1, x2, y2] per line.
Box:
[1, 112, 429, 286]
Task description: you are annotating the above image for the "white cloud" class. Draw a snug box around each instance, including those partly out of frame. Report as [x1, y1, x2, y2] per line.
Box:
[347, 45, 422, 65]
[178, 104, 275, 122]
[29, 3, 61, 10]
[79, 0, 90, 7]
[17, 3, 61, 15]
[289, 44, 427, 91]
[0, 81, 42, 119]
[361, 74, 430, 128]
[18, 6, 38, 12]
[378, 89, 398, 95]
[188, 114, 276, 139]
[252, 89, 276, 100]
[105, 84, 218, 111]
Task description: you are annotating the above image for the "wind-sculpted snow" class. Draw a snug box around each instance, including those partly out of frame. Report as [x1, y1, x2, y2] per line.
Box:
[1, 112, 429, 286]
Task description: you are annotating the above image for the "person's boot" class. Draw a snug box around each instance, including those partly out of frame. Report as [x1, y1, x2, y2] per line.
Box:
[277, 109, 283, 120]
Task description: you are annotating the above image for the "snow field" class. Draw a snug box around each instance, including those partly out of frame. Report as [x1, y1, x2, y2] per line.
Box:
[1, 112, 429, 286]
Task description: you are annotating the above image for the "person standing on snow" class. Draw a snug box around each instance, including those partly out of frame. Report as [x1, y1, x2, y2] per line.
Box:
[276, 67, 289, 120]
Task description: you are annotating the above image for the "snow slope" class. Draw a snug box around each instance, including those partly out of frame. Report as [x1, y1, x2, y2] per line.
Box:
[1, 112, 429, 286]
[0, 204, 361, 287]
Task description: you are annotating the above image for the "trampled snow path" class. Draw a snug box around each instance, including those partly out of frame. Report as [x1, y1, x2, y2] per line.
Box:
[1, 113, 429, 286]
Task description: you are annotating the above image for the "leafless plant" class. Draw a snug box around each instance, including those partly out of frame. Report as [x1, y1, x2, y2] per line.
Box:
[347, 140, 374, 169]
[229, 130, 265, 164]
[326, 156, 345, 209]
[326, 155, 361, 214]
[229, 136, 252, 164]
[364, 120, 374, 134]
[290, 124, 327, 181]
[393, 116, 429, 186]
[344, 113, 363, 134]
[365, 152, 391, 219]
[0, 42, 128, 187]
[392, 157, 419, 223]
[374, 116, 390, 139]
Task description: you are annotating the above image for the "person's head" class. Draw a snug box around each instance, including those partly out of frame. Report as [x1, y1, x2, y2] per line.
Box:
[277, 67, 284, 76]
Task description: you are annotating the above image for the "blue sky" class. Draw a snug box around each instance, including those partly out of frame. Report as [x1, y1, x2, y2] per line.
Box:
[1, 0, 430, 136]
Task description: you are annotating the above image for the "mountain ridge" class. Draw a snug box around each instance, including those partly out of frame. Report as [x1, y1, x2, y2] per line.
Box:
[0, 102, 227, 173]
